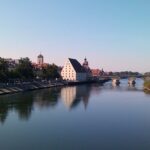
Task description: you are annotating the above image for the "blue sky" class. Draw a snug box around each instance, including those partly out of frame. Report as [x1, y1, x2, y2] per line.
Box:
[0, 0, 150, 72]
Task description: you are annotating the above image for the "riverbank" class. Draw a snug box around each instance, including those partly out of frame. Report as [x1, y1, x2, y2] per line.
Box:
[0, 82, 64, 95]
[144, 81, 150, 93]
[0, 79, 109, 95]
[144, 87, 150, 93]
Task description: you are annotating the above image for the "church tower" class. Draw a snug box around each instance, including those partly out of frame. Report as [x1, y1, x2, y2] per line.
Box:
[83, 58, 89, 70]
[37, 54, 44, 65]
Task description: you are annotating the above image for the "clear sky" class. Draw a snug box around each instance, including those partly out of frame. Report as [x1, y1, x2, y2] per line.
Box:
[0, 0, 150, 72]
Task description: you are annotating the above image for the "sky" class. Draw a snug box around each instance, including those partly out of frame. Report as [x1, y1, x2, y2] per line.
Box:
[0, 0, 150, 72]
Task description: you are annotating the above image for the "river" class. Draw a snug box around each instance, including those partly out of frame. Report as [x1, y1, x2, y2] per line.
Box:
[0, 79, 150, 150]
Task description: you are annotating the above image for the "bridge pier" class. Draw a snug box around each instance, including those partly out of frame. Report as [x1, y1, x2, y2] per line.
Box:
[112, 77, 120, 86]
[128, 77, 136, 86]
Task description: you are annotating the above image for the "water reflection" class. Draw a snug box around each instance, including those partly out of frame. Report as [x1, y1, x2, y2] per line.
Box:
[0, 79, 146, 124]
[34, 88, 61, 109]
[0, 85, 94, 123]
[0, 93, 34, 123]
[0, 79, 150, 150]
[0, 88, 61, 124]
[61, 85, 92, 109]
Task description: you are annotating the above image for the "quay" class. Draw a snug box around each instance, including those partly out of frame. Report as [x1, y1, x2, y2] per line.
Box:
[0, 81, 64, 95]
[0, 79, 109, 96]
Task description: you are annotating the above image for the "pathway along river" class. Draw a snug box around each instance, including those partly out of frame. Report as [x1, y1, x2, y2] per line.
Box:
[0, 79, 150, 150]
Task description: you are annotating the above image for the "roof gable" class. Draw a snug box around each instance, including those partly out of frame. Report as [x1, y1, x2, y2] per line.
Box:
[68, 58, 86, 73]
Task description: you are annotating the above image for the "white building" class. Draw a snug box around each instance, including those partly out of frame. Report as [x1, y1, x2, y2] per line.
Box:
[61, 58, 87, 81]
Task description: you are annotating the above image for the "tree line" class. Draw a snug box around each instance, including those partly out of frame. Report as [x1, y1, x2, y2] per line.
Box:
[0, 57, 60, 82]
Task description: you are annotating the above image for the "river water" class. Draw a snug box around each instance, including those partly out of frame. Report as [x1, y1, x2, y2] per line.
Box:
[0, 79, 150, 150]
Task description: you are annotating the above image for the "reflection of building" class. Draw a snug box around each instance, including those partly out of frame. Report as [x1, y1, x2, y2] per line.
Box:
[61, 87, 77, 108]
[61, 58, 87, 81]
[61, 85, 91, 109]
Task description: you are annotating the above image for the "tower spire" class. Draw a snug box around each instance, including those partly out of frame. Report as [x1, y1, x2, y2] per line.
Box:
[83, 57, 89, 69]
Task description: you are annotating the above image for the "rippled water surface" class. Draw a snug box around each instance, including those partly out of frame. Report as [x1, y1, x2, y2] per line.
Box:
[0, 79, 150, 150]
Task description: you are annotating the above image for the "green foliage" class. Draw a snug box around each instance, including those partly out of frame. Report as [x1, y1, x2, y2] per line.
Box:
[8, 70, 20, 79]
[16, 58, 34, 79]
[0, 57, 60, 82]
[144, 81, 150, 94]
[38, 64, 60, 80]
[0, 57, 9, 81]
[144, 81, 150, 89]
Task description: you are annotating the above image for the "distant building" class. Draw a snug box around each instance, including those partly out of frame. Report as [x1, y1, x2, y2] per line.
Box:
[91, 68, 105, 77]
[82, 58, 92, 79]
[37, 54, 44, 65]
[91, 69, 101, 77]
[61, 58, 87, 81]
[32, 54, 48, 70]
[82, 58, 89, 70]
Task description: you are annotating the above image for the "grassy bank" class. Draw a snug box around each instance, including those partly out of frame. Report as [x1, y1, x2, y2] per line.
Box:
[144, 81, 150, 93]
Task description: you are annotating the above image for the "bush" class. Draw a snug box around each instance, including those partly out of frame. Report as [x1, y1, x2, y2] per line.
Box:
[144, 81, 150, 89]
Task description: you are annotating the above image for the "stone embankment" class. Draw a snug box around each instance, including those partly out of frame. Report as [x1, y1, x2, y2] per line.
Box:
[0, 82, 64, 95]
[0, 79, 109, 95]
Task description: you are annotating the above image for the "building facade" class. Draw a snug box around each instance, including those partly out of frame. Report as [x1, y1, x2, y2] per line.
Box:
[91, 69, 101, 77]
[91, 68, 105, 77]
[61, 58, 87, 81]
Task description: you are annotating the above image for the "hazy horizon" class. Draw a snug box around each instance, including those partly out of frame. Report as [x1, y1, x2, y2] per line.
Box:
[0, 0, 150, 72]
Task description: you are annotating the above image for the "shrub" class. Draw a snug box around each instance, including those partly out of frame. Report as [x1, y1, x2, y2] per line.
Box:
[144, 81, 150, 89]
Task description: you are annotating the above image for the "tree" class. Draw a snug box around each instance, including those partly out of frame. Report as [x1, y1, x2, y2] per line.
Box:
[8, 70, 20, 80]
[38, 64, 60, 80]
[0, 57, 9, 82]
[15, 57, 34, 80]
